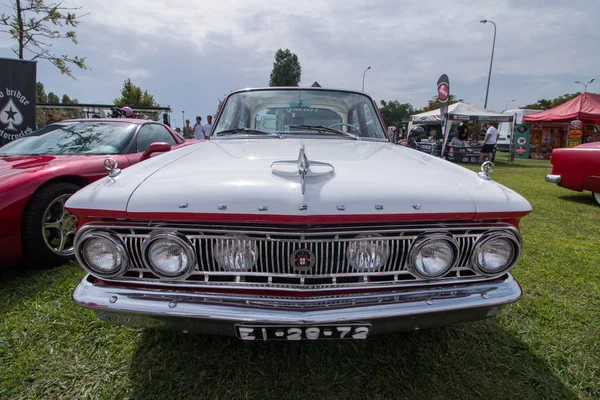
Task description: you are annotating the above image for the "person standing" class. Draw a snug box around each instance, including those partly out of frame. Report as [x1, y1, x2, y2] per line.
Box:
[479, 122, 500, 163]
[182, 119, 194, 139]
[457, 121, 469, 142]
[193, 116, 205, 139]
[203, 115, 213, 138]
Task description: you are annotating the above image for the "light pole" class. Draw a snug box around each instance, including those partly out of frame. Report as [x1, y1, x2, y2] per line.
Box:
[480, 19, 496, 109]
[182, 110, 185, 127]
[574, 78, 595, 92]
[362, 66, 371, 92]
[503, 98, 515, 112]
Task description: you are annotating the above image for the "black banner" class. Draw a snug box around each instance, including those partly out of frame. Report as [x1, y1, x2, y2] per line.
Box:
[0, 58, 37, 147]
[437, 74, 449, 119]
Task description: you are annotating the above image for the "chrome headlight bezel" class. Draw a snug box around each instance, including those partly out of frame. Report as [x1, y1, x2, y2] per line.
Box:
[471, 231, 522, 276]
[75, 230, 129, 278]
[141, 231, 196, 280]
[346, 233, 390, 272]
[408, 234, 459, 279]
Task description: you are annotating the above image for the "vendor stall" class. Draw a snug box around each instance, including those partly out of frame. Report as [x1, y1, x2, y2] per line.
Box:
[523, 92, 600, 158]
[407, 102, 513, 163]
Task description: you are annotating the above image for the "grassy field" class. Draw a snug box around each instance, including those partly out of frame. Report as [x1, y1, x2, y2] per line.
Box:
[1, 154, 599, 399]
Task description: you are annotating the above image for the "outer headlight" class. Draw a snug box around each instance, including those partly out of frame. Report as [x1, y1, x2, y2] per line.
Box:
[142, 232, 196, 279]
[471, 231, 521, 276]
[76, 230, 128, 278]
[346, 234, 390, 272]
[213, 235, 258, 272]
[409, 234, 459, 278]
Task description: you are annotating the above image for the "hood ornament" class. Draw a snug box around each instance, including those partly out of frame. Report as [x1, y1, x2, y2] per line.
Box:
[104, 157, 121, 177]
[477, 161, 495, 181]
[271, 145, 335, 194]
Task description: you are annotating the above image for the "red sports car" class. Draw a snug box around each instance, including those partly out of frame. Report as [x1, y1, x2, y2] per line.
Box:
[546, 141, 600, 205]
[0, 118, 195, 266]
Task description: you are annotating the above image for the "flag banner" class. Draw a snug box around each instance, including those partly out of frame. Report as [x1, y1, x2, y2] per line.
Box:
[0, 58, 37, 147]
[437, 74, 450, 119]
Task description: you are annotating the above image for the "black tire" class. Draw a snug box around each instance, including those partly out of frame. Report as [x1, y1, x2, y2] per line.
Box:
[22, 181, 82, 266]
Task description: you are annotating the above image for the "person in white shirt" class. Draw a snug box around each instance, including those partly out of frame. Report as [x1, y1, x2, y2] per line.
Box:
[479, 123, 500, 163]
[203, 115, 213, 138]
[193, 116, 205, 139]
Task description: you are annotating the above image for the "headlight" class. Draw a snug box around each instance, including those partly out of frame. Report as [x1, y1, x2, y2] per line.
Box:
[142, 232, 196, 279]
[213, 235, 258, 272]
[76, 231, 128, 278]
[409, 234, 459, 278]
[346, 234, 389, 272]
[471, 232, 521, 275]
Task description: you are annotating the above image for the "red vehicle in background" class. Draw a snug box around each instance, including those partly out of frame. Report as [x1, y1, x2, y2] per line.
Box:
[0, 119, 195, 266]
[546, 141, 600, 205]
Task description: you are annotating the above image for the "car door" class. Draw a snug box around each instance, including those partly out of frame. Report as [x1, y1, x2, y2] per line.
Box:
[127, 123, 178, 164]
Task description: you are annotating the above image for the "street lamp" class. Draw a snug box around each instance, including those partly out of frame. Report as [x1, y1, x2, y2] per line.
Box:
[362, 66, 371, 92]
[574, 78, 595, 92]
[182, 110, 185, 127]
[503, 98, 516, 112]
[480, 19, 496, 109]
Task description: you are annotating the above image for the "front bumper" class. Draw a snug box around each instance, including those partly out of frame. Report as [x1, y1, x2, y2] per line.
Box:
[546, 174, 562, 183]
[72, 274, 522, 336]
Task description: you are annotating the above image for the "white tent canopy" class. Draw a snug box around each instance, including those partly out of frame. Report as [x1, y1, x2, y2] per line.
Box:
[407, 102, 514, 157]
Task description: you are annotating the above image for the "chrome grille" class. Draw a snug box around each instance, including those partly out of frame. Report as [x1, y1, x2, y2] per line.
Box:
[86, 223, 519, 289]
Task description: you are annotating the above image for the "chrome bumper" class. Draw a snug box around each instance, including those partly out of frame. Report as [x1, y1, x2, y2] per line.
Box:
[72, 274, 522, 336]
[546, 174, 561, 183]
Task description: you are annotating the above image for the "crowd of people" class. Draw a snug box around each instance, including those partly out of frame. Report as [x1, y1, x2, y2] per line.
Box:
[175, 115, 213, 140]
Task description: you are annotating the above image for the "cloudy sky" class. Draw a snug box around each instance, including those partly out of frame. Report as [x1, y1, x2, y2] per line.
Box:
[1, 0, 599, 127]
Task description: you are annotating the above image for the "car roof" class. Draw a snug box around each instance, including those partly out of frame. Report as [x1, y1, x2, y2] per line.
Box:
[56, 118, 148, 124]
[228, 87, 371, 97]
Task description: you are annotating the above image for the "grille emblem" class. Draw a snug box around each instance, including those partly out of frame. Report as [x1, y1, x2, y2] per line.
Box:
[289, 249, 316, 272]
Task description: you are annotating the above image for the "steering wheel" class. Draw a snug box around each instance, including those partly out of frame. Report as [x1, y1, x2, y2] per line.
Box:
[328, 122, 360, 132]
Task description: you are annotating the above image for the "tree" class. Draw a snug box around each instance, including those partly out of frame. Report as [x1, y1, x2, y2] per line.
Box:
[269, 49, 301, 87]
[47, 91, 60, 104]
[114, 79, 160, 107]
[0, 0, 88, 78]
[416, 95, 461, 113]
[379, 100, 415, 127]
[61, 94, 78, 104]
[36, 81, 48, 103]
[522, 92, 581, 110]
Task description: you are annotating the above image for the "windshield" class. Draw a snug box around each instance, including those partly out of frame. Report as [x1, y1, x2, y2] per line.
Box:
[213, 89, 387, 140]
[0, 122, 137, 156]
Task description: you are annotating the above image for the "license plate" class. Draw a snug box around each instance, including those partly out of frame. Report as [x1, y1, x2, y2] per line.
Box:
[235, 324, 371, 340]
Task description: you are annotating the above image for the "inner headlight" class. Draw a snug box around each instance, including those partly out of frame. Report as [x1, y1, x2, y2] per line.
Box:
[213, 235, 258, 272]
[77, 231, 128, 278]
[346, 234, 389, 272]
[409, 235, 459, 278]
[142, 232, 196, 279]
[471, 232, 521, 275]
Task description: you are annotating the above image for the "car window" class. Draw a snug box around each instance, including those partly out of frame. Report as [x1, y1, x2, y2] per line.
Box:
[136, 124, 176, 152]
[0, 122, 137, 156]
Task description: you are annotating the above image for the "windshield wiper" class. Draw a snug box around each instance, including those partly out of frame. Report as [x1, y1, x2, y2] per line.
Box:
[289, 125, 360, 140]
[215, 128, 283, 138]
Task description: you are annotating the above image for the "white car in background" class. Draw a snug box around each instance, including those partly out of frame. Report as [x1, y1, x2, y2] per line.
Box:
[497, 109, 542, 152]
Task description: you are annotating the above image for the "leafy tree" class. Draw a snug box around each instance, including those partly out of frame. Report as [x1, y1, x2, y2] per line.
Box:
[379, 100, 414, 127]
[36, 81, 47, 103]
[47, 91, 60, 104]
[416, 95, 461, 113]
[269, 49, 301, 87]
[114, 78, 160, 107]
[61, 94, 78, 104]
[0, 0, 88, 78]
[522, 92, 581, 110]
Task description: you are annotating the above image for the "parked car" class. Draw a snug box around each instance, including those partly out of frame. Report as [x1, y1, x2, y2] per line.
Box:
[546, 141, 600, 205]
[0, 119, 194, 267]
[67, 88, 532, 340]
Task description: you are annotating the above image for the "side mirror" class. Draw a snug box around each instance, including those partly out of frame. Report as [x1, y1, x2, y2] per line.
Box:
[140, 142, 171, 161]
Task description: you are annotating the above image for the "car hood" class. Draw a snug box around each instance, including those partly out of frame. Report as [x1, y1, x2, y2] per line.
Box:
[0, 154, 103, 181]
[66, 139, 531, 220]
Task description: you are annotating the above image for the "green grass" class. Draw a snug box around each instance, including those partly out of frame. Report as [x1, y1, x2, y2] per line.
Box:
[1, 153, 599, 399]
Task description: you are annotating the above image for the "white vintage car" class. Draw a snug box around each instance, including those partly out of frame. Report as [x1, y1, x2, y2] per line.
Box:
[67, 88, 532, 340]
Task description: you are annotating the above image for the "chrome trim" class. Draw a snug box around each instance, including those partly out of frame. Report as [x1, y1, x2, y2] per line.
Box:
[75, 223, 522, 290]
[141, 231, 196, 280]
[545, 174, 561, 183]
[75, 230, 129, 278]
[408, 233, 460, 278]
[470, 231, 522, 276]
[72, 273, 522, 335]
